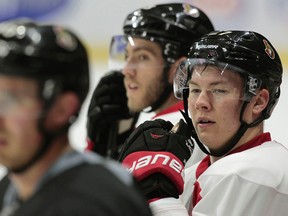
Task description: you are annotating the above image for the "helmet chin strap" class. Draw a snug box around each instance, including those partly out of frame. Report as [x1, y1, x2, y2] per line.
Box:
[209, 102, 249, 157]
[181, 91, 266, 157]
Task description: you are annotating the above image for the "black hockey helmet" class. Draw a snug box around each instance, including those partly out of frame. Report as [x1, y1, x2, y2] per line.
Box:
[123, 3, 214, 63]
[0, 19, 90, 173]
[175, 30, 282, 119]
[0, 19, 89, 111]
[174, 30, 283, 157]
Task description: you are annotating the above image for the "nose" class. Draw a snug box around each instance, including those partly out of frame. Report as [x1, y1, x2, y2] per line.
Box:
[193, 91, 212, 111]
[122, 58, 136, 77]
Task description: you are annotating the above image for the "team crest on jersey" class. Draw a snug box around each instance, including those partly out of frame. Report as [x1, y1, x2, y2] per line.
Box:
[263, 39, 275, 59]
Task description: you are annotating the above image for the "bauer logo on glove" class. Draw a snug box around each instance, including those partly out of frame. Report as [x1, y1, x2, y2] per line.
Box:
[118, 119, 194, 200]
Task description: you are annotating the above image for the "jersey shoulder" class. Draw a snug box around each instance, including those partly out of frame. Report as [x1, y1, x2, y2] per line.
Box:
[3, 163, 152, 216]
[203, 141, 288, 191]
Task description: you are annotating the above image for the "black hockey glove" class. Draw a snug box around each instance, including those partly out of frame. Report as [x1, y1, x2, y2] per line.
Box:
[86, 71, 138, 159]
[118, 119, 194, 201]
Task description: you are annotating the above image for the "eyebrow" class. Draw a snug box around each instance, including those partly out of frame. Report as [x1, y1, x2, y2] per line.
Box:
[189, 80, 228, 86]
[126, 46, 160, 57]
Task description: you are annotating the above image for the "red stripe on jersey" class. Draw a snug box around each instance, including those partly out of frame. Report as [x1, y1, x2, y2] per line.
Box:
[152, 101, 184, 119]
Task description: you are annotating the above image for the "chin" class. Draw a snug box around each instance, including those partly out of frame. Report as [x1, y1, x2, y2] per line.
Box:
[128, 103, 142, 113]
[199, 137, 217, 149]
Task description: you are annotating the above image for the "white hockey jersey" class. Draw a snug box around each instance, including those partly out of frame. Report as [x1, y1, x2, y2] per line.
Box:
[150, 132, 288, 216]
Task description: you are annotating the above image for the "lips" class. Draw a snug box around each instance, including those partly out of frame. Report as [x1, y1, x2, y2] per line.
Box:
[127, 83, 138, 90]
[197, 117, 215, 128]
[125, 79, 139, 94]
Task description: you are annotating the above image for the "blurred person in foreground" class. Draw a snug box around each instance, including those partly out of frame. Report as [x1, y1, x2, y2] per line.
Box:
[86, 3, 214, 164]
[118, 30, 288, 215]
[0, 19, 152, 216]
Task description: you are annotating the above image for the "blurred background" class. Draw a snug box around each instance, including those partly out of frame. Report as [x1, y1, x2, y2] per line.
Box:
[0, 0, 287, 151]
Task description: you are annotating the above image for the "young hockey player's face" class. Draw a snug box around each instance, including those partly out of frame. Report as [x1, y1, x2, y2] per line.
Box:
[0, 75, 43, 171]
[188, 65, 245, 151]
[123, 38, 167, 112]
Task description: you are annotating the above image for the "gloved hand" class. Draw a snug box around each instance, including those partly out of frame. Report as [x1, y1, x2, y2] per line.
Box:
[118, 119, 194, 201]
[86, 70, 138, 159]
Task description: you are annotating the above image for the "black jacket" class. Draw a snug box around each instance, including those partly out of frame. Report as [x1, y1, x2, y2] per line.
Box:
[0, 151, 152, 216]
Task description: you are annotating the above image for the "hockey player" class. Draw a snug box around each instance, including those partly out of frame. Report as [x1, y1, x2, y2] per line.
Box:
[86, 3, 214, 161]
[118, 30, 288, 215]
[0, 19, 152, 216]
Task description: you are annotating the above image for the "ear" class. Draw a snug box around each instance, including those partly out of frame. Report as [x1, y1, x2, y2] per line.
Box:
[168, 56, 187, 83]
[252, 88, 269, 115]
[44, 92, 80, 130]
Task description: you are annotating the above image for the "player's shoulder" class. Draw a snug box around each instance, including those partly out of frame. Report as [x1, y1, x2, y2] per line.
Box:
[37, 161, 150, 215]
[54, 152, 134, 192]
[204, 141, 288, 189]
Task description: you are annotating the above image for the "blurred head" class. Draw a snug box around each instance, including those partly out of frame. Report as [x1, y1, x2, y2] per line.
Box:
[174, 30, 282, 156]
[110, 3, 214, 112]
[0, 19, 89, 172]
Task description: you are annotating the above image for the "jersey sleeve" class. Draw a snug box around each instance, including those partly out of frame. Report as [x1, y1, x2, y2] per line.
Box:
[149, 197, 189, 216]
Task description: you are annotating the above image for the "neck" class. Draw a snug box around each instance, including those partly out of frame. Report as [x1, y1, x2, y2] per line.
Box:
[210, 124, 264, 164]
[154, 93, 179, 114]
[10, 135, 71, 200]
